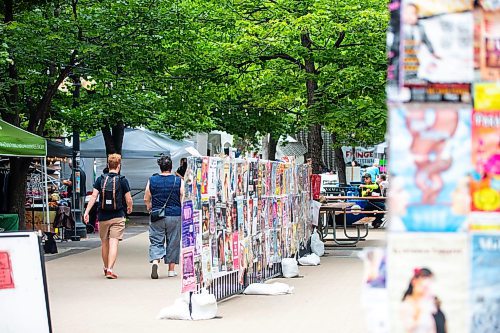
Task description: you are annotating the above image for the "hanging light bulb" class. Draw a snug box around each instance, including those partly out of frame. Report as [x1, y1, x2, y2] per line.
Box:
[199, 85, 202, 90]
[182, 98, 185, 102]
[170, 85, 173, 90]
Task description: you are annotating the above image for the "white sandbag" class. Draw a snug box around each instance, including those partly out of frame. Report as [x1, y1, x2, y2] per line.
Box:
[191, 290, 218, 320]
[157, 297, 192, 320]
[243, 282, 294, 295]
[281, 258, 300, 278]
[310, 230, 325, 257]
[298, 253, 321, 266]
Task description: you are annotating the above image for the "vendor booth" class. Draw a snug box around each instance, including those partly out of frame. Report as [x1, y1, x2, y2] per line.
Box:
[0, 119, 50, 231]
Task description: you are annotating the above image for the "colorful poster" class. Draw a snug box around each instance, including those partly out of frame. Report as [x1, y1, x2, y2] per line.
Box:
[201, 245, 213, 284]
[388, 233, 469, 333]
[401, 0, 473, 95]
[193, 211, 202, 256]
[181, 201, 195, 248]
[471, 83, 500, 212]
[0, 251, 15, 290]
[232, 232, 240, 271]
[389, 104, 471, 231]
[217, 230, 226, 272]
[474, 3, 500, 81]
[360, 249, 388, 333]
[209, 197, 216, 234]
[207, 157, 218, 197]
[201, 157, 209, 195]
[181, 247, 196, 293]
[471, 233, 500, 333]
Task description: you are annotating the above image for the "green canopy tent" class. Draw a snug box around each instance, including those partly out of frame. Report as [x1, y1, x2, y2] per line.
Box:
[0, 119, 50, 231]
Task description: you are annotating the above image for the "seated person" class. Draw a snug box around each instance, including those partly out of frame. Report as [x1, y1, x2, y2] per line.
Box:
[377, 174, 389, 197]
[359, 173, 380, 197]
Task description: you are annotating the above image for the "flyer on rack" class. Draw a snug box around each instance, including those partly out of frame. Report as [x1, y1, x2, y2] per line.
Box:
[387, 233, 469, 333]
[389, 103, 471, 232]
[474, 3, 500, 81]
[360, 248, 388, 333]
[471, 83, 500, 212]
[400, 0, 473, 94]
[471, 232, 500, 333]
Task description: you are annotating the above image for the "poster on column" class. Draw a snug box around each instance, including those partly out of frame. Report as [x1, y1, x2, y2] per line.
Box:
[360, 248, 388, 333]
[471, 232, 500, 333]
[389, 103, 471, 232]
[474, 1, 500, 81]
[471, 83, 500, 213]
[387, 233, 469, 333]
[400, 0, 473, 95]
[181, 201, 196, 293]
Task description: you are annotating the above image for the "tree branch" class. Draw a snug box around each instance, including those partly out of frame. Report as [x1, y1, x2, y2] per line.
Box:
[235, 53, 305, 70]
[334, 31, 346, 48]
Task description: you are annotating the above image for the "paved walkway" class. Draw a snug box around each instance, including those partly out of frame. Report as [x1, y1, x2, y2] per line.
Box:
[45, 227, 385, 333]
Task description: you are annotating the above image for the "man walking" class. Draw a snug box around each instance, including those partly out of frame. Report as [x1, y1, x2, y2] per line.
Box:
[84, 154, 133, 279]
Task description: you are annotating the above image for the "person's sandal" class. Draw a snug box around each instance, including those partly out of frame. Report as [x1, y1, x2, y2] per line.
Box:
[151, 263, 159, 279]
[105, 270, 118, 279]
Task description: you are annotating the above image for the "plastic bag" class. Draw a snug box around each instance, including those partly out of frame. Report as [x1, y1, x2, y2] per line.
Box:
[281, 258, 300, 278]
[243, 282, 294, 295]
[310, 200, 322, 226]
[191, 289, 218, 320]
[157, 297, 191, 320]
[310, 230, 325, 257]
[298, 253, 321, 266]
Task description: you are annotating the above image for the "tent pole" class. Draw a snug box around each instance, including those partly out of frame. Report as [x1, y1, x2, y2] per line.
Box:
[43, 157, 51, 232]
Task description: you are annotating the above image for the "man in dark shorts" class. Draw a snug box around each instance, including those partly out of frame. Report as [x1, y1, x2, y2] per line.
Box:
[84, 154, 133, 279]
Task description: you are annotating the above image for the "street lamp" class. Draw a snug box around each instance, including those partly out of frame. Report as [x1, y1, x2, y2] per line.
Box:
[66, 73, 86, 240]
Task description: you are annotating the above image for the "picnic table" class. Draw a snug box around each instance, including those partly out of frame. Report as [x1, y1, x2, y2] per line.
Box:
[318, 202, 375, 247]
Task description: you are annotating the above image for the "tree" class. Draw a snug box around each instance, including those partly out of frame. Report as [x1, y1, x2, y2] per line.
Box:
[176, 0, 388, 172]
[0, 0, 215, 227]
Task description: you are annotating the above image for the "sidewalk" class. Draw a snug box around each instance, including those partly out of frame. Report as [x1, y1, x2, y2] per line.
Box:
[46, 228, 385, 333]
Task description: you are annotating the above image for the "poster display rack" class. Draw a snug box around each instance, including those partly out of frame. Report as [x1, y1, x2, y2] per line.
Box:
[181, 157, 312, 300]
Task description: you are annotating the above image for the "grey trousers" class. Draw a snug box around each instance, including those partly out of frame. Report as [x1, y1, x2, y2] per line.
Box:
[149, 216, 181, 264]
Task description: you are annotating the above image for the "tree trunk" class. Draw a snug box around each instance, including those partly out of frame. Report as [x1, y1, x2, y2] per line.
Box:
[308, 124, 323, 174]
[301, 32, 322, 174]
[332, 134, 347, 184]
[268, 135, 278, 161]
[7, 157, 31, 230]
[102, 122, 125, 156]
[261, 134, 269, 160]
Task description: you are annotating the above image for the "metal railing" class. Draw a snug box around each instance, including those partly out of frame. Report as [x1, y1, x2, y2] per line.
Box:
[198, 262, 283, 301]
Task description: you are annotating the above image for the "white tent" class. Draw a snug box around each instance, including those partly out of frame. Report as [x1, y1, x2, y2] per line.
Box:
[80, 128, 201, 212]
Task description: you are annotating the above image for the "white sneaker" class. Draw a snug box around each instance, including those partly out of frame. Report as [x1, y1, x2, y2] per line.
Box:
[167, 271, 177, 277]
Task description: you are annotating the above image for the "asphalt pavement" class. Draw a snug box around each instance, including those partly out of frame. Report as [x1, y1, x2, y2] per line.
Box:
[45, 221, 385, 333]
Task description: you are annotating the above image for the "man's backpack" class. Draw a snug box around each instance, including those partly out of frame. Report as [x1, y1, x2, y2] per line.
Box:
[100, 174, 124, 211]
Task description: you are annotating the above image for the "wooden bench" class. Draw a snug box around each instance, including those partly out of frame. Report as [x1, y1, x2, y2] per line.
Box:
[352, 217, 376, 225]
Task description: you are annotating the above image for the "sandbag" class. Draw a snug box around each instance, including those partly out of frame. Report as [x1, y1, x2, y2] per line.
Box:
[281, 258, 300, 278]
[298, 253, 321, 266]
[310, 230, 325, 257]
[243, 282, 294, 295]
[191, 290, 218, 320]
[157, 297, 191, 320]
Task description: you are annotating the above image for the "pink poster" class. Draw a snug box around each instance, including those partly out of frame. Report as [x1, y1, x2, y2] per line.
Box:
[232, 233, 240, 270]
[181, 247, 196, 293]
[0, 252, 15, 290]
